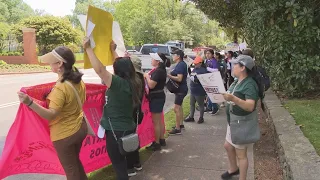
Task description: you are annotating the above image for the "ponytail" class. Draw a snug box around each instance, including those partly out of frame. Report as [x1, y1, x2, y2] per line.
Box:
[158, 53, 171, 69]
[54, 46, 83, 84]
[61, 67, 83, 84]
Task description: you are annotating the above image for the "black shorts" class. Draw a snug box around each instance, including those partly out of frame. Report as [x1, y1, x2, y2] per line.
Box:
[174, 93, 187, 106]
[149, 98, 165, 113]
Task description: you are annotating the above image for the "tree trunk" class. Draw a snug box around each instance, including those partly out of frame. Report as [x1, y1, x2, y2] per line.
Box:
[233, 32, 238, 44]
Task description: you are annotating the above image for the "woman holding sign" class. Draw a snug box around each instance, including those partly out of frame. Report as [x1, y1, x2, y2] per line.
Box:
[221, 55, 262, 180]
[184, 56, 209, 124]
[83, 38, 143, 180]
[17, 47, 88, 180]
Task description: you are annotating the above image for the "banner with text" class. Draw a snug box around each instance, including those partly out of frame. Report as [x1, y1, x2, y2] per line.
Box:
[0, 83, 158, 179]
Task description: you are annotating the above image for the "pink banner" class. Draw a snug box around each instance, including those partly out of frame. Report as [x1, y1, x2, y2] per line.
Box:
[0, 82, 161, 179]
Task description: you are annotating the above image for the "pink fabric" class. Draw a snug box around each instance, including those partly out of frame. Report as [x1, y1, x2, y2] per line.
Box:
[0, 82, 163, 179]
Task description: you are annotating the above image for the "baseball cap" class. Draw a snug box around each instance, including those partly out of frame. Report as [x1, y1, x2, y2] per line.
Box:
[171, 49, 184, 59]
[193, 56, 203, 64]
[130, 55, 143, 73]
[230, 55, 255, 70]
[150, 53, 163, 62]
[40, 50, 67, 64]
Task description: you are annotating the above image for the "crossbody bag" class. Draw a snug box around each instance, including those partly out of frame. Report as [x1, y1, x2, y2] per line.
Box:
[107, 112, 140, 155]
[64, 81, 95, 136]
[228, 81, 260, 145]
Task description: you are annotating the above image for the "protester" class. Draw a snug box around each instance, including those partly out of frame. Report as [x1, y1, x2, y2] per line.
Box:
[204, 49, 220, 115]
[144, 53, 171, 150]
[221, 55, 262, 180]
[168, 49, 188, 135]
[127, 56, 145, 176]
[184, 56, 208, 124]
[17, 46, 88, 180]
[83, 38, 142, 180]
[225, 51, 235, 88]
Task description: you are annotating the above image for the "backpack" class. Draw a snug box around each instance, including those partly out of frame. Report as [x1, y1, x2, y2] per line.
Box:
[252, 65, 271, 99]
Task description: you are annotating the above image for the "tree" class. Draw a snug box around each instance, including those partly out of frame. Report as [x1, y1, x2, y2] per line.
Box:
[12, 16, 81, 55]
[0, 0, 34, 24]
[192, 0, 244, 43]
[0, 22, 10, 52]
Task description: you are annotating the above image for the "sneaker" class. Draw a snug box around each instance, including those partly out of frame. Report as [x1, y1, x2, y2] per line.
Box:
[197, 117, 204, 124]
[169, 128, 182, 135]
[128, 169, 137, 177]
[146, 142, 161, 151]
[211, 108, 219, 115]
[134, 163, 142, 171]
[184, 117, 195, 122]
[159, 139, 166, 146]
[220, 103, 225, 108]
[221, 169, 239, 179]
[172, 125, 185, 129]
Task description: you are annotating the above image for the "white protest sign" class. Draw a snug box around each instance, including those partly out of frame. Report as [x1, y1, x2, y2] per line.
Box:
[112, 21, 126, 57]
[77, 15, 96, 48]
[197, 72, 226, 103]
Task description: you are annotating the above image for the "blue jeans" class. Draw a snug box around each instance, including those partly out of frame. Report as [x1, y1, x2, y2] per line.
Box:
[207, 98, 218, 111]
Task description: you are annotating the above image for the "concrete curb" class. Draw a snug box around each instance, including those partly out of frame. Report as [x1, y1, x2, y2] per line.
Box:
[0, 71, 51, 75]
[264, 90, 320, 180]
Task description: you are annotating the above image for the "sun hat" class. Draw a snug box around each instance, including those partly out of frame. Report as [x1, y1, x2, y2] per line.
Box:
[40, 50, 67, 64]
[150, 53, 164, 62]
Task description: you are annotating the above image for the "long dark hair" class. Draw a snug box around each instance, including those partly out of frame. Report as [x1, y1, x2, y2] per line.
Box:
[240, 64, 266, 110]
[113, 57, 143, 107]
[55, 46, 83, 84]
[158, 53, 171, 69]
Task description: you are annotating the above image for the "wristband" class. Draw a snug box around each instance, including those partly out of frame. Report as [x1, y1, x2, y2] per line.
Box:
[27, 100, 33, 107]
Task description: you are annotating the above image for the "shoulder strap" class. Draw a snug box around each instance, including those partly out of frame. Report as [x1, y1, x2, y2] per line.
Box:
[64, 81, 83, 108]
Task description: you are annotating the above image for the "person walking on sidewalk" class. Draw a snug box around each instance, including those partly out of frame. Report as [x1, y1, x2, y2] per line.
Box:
[144, 53, 171, 151]
[17, 46, 88, 180]
[167, 49, 188, 135]
[221, 55, 261, 180]
[83, 38, 143, 180]
[184, 56, 209, 124]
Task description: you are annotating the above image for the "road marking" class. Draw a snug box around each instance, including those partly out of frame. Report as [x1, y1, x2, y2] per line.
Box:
[0, 101, 20, 109]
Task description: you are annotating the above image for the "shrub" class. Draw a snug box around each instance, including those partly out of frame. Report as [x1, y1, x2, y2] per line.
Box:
[0, 60, 7, 65]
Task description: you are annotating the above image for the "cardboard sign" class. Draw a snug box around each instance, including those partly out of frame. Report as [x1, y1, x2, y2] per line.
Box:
[83, 6, 114, 69]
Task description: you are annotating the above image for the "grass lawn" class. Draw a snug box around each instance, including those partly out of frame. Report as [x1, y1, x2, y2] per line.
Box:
[88, 95, 191, 180]
[284, 99, 320, 155]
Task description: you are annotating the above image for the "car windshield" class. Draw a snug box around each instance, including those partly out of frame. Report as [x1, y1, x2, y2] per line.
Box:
[141, 46, 169, 55]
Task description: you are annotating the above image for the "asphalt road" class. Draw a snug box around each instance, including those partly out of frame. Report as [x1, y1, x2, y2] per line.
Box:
[0, 67, 176, 180]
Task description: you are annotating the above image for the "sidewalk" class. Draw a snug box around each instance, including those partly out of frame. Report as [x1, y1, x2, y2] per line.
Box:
[132, 108, 254, 180]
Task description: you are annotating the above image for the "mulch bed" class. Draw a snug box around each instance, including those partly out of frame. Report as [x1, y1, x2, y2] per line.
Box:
[254, 106, 283, 180]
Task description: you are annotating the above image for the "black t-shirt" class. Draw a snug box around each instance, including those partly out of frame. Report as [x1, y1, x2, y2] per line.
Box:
[149, 68, 166, 99]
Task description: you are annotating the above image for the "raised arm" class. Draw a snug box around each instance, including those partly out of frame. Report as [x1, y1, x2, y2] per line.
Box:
[83, 38, 116, 87]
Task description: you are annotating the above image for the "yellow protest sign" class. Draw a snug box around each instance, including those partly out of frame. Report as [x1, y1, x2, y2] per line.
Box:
[84, 5, 114, 69]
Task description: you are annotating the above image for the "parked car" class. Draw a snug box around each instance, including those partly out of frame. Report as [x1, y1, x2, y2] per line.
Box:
[137, 44, 180, 72]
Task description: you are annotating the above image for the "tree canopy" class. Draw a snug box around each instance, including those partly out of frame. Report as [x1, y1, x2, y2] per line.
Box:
[71, 0, 229, 48]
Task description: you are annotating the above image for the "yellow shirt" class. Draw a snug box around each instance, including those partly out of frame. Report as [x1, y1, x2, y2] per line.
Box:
[47, 80, 86, 141]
